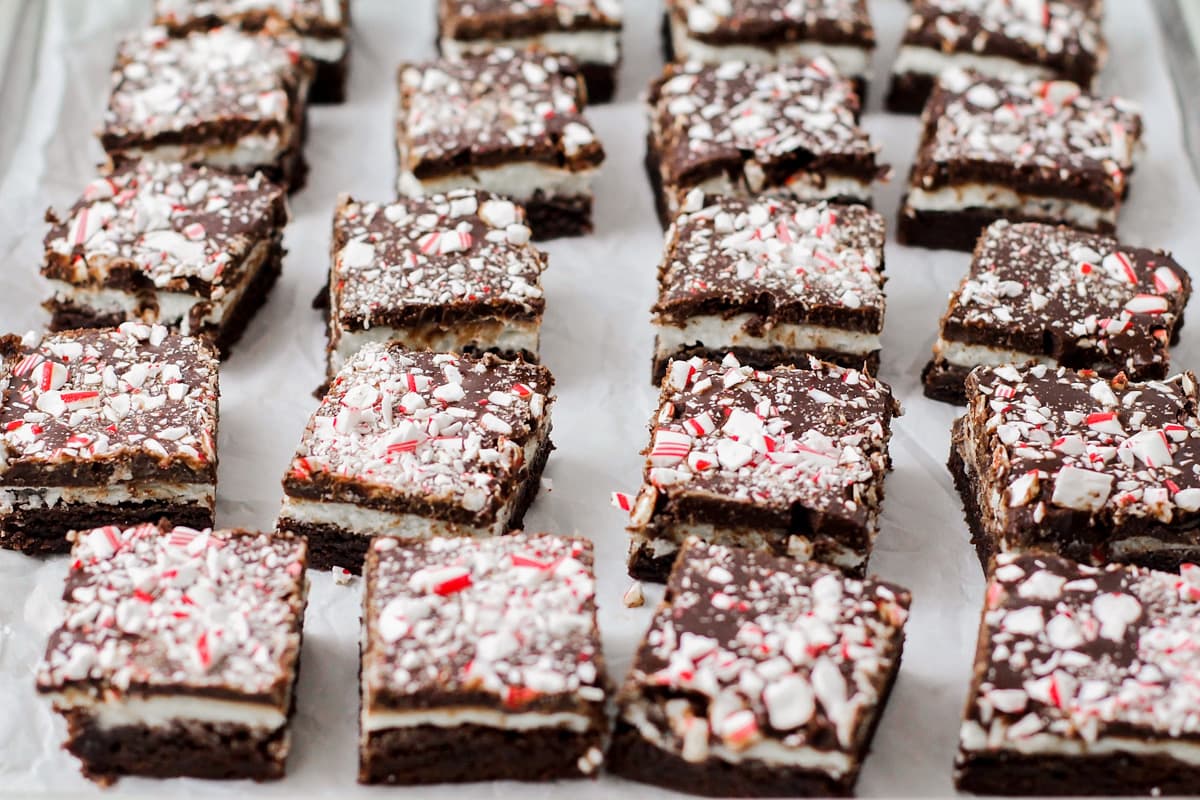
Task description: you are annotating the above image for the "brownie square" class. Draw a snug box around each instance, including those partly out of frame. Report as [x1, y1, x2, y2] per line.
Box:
[154, 0, 350, 103]
[0, 326, 219, 555]
[925, 221, 1192, 404]
[887, 0, 1106, 113]
[662, 0, 876, 91]
[327, 191, 546, 378]
[608, 538, 911, 798]
[36, 522, 308, 785]
[277, 343, 554, 572]
[653, 193, 886, 381]
[438, 0, 623, 103]
[101, 26, 313, 191]
[957, 552, 1200, 795]
[645, 59, 886, 228]
[359, 533, 608, 785]
[950, 363, 1200, 573]
[898, 69, 1142, 251]
[42, 161, 288, 356]
[626, 354, 898, 582]
[396, 50, 605, 240]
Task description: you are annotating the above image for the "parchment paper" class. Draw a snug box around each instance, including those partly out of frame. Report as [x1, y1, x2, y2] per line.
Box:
[0, 1, 1196, 796]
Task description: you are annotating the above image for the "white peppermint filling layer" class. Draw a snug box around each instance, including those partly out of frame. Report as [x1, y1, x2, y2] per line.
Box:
[933, 338, 1054, 370]
[301, 35, 347, 62]
[672, 172, 871, 215]
[960, 720, 1200, 766]
[630, 523, 867, 570]
[441, 30, 621, 66]
[0, 482, 215, 514]
[330, 320, 540, 375]
[121, 133, 289, 171]
[668, 16, 870, 78]
[892, 46, 1054, 84]
[362, 706, 592, 734]
[906, 185, 1114, 230]
[656, 315, 880, 359]
[397, 161, 596, 203]
[49, 690, 287, 731]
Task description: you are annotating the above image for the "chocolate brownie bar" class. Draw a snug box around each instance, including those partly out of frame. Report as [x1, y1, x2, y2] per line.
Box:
[396, 50, 605, 240]
[608, 538, 911, 798]
[0, 326, 219, 555]
[898, 70, 1142, 251]
[359, 533, 608, 785]
[42, 161, 288, 356]
[326, 191, 545, 378]
[925, 221, 1192, 404]
[662, 0, 876, 92]
[950, 364, 1200, 573]
[957, 552, 1200, 796]
[888, 0, 1106, 113]
[438, 0, 622, 103]
[154, 0, 351, 103]
[653, 192, 886, 381]
[645, 58, 886, 227]
[101, 26, 313, 191]
[36, 523, 307, 785]
[626, 354, 898, 582]
[277, 344, 554, 572]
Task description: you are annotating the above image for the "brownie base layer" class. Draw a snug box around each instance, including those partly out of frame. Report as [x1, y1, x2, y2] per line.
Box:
[628, 536, 868, 584]
[885, 71, 936, 115]
[897, 203, 1117, 252]
[525, 193, 594, 240]
[956, 751, 1200, 796]
[359, 722, 600, 785]
[309, 53, 349, 104]
[283, 434, 553, 573]
[580, 61, 616, 104]
[652, 342, 881, 384]
[0, 500, 214, 556]
[61, 711, 289, 786]
[923, 360, 974, 405]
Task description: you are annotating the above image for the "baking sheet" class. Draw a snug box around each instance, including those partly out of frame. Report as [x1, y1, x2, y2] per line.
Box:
[1, 0, 1198, 796]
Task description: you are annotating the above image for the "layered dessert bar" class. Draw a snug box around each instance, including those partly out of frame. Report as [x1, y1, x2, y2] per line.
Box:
[925, 221, 1191, 403]
[662, 0, 876, 93]
[36, 523, 307, 785]
[396, 50, 605, 240]
[326, 191, 545, 378]
[101, 26, 313, 190]
[645, 58, 886, 226]
[957, 552, 1200, 795]
[154, 0, 351, 103]
[359, 533, 608, 784]
[951, 364, 1200, 572]
[608, 538, 911, 798]
[898, 70, 1142, 251]
[0, 326, 219, 555]
[626, 354, 898, 582]
[277, 343, 554, 572]
[437, 0, 623, 103]
[888, 0, 1106, 113]
[653, 192, 886, 381]
[42, 161, 288, 355]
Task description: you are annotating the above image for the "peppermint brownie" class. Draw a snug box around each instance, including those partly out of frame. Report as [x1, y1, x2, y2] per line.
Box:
[898, 69, 1142, 251]
[101, 26, 313, 191]
[396, 50, 605, 240]
[925, 221, 1191, 403]
[888, 0, 1106, 113]
[608, 538, 911, 797]
[438, 0, 623, 103]
[277, 343, 554, 572]
[36, 523, 307, 785]
[662, 0, 876, 93]
[626, 355, 898, 582]
[154, 0, 351, 103]
[957, 552, 1200, 795]
[0, 326, 218, 555]
[42, 161, 288, 356]
[359, 534, 608, 784]
[653, 191, 886, 381]
[951, 364, 1200, 573]
[326, 191, 545, 378]
[645, 58, 886, 227]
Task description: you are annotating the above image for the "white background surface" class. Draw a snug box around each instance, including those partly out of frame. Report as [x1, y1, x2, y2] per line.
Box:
[0, 0, 1197, 796]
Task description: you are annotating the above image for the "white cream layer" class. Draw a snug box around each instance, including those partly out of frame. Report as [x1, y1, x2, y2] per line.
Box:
[668, 15, 870, 78]
[933, 338, 1054, 369]
[362, 706, 592, 734]
[906, 185, 1113, 230]
[656, 315, 879, 359]
[330, 320, 540, 375]
[396, 161, 595, 203]
[1, 482, 214, 513]
[892, 46, 1054, 84]
[630, 523, 866, 571]
[671, 172, 871, 215]
[49, 690, 286, 731]
[960, 720, 1200, 766]
[441, 30, 621, 66]
[123, 134, 288, 171]
[302, 35, 347, 62]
